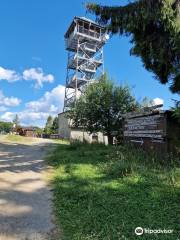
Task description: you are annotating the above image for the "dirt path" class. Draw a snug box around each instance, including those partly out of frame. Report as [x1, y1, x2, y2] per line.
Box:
[0, 138, 58, 240]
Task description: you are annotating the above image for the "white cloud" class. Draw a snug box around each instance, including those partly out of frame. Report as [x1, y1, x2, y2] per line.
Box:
[0, 90, 21, 107]
[0, 112, 15, 122]
[19, 112, 50, 125]
[23, 68, 54, 88]
[0, 111, 50, 126]
[0, 106, 8, 112]
[152, 98, 164, 106]
[26, 85, 65, 113]
[0, 111, 49, 126]
[0, 85, 65, 127]
[0, 66, 20, 82]
[0, 66, 54, 88]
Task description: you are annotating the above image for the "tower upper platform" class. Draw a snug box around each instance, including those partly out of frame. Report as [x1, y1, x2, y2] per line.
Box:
[65, 16, 107, 51]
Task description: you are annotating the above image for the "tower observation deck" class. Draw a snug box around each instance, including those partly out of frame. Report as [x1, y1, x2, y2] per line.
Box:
[63, 16, 107, 111]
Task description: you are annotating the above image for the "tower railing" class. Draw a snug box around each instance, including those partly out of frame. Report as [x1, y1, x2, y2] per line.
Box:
[64, 17, 107, 111]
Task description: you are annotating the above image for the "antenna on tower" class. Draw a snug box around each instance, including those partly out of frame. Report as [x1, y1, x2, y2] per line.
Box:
[63, 16, 108, 112]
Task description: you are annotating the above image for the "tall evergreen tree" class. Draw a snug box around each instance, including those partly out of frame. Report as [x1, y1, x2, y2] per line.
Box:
[51, 116, 58, 134]
[44, 115, 53, 135]
[87, 0, 180, 93]
[13, 114, 20, 130]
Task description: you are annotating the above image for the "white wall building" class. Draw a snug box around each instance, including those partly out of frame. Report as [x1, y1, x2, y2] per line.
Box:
[58, 112, 108, 144]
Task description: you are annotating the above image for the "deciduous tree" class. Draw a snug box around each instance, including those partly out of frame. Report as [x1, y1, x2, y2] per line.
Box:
[0, 121, 13, 133]
[68, 74, 138, 144]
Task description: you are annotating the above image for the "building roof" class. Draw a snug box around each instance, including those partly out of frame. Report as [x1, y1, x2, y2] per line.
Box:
[64, 16, 105, 38]
[19, 126, 37, 131]
[77, 17, 99, 26]
[58, 111, 67, 116]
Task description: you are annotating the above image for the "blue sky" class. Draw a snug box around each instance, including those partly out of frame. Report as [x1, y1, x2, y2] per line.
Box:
[0, 0, 179, 126]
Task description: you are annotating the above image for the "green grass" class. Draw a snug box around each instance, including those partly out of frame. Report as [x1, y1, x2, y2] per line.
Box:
[1, 134, 69, 145]
[3, 134, 36, 143]
[52, 138, 70, 145]
[47, 142, 180, 240]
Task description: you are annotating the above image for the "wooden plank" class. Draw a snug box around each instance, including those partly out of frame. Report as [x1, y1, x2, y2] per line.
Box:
[124, 130, 163, 134]
[124, 133, 163, 138]
[124, 109, 163, 119]
[151, 139, 164, 143]
[125, 116, 162, 126]
[124, 124, 163, 130]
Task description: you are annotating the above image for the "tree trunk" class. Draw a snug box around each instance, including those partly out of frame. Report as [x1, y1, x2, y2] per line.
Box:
[107, 134, 114, 145]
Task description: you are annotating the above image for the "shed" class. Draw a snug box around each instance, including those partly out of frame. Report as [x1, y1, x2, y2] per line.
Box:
[17, 127, 37, 137]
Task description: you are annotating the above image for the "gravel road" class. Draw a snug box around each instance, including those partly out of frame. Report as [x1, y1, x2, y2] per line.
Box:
[0, 138, 58, 240]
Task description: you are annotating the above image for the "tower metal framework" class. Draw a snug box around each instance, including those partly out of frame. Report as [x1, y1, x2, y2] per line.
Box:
[63, 16, 107, 112]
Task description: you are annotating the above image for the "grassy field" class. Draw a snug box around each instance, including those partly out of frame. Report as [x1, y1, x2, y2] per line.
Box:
[47, 142, 180, 240]
[0, 134, 37, 143]
[0, 134, 69, 145]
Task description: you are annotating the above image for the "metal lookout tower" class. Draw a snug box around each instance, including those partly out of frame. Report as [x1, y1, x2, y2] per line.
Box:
[63, 17, 108, 111]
